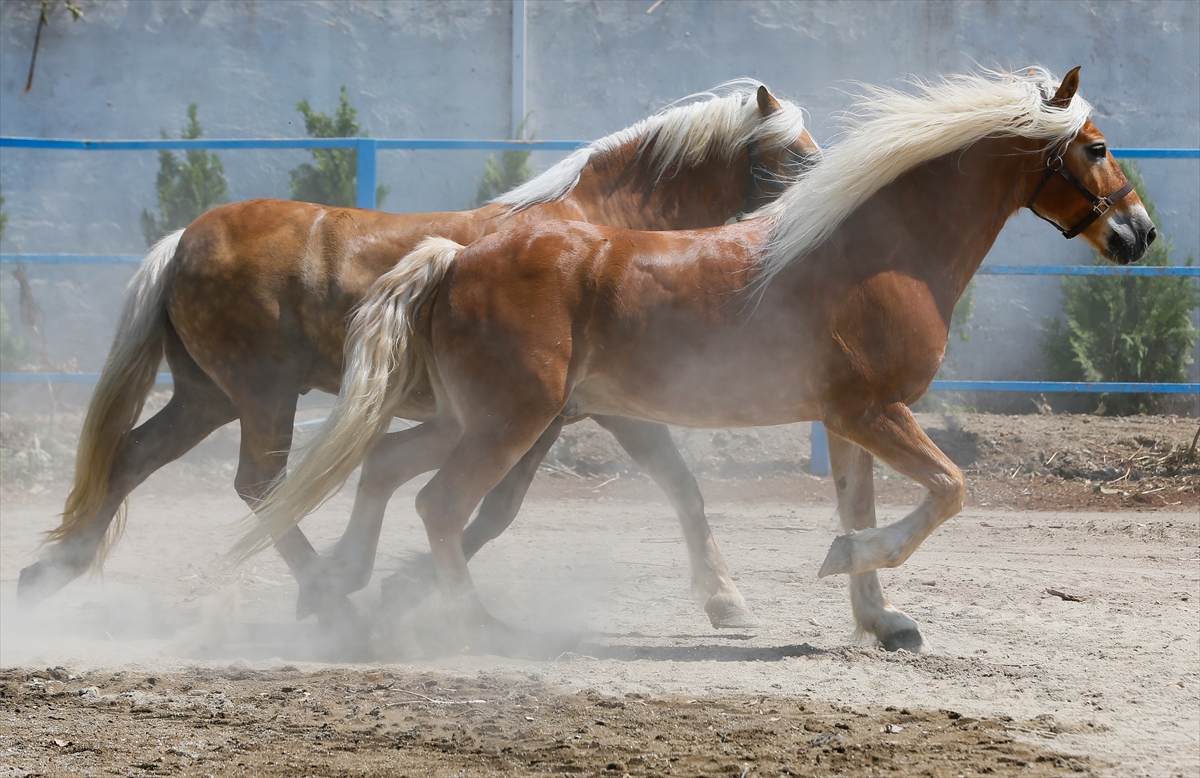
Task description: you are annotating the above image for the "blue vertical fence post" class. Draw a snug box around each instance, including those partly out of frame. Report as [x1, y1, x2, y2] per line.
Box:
[356, 137, 378, 209]
[810, 421, 830, 476]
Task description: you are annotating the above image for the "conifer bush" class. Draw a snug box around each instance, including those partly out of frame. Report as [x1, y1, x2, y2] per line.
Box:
[140, 104, 229, 246]
[1041, 161, 1198, 414]
[289, 86, 388, 208]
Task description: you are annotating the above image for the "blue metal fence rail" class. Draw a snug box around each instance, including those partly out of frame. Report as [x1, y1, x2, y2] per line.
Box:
[2, 137, 1197, 475]
[0, 136, 588, 211]
[2, 136, 1196, 211]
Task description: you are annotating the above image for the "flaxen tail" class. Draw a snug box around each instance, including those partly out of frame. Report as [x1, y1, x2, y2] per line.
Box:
[228, 236, 463, 563]
[50, 229, 184, 565]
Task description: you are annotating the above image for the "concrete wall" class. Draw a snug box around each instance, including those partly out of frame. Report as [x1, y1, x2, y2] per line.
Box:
[1, 0, 1197, 402]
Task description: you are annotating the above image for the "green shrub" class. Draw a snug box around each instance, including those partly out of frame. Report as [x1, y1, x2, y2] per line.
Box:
[140, 104, 229, 246]
[1041, 160, 1198, 414]
[289, 86, 388, 208]
[471, 122, 533, 207]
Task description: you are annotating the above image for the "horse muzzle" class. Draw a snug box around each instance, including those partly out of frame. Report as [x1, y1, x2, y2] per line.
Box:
[1103, 206, 1156, 265]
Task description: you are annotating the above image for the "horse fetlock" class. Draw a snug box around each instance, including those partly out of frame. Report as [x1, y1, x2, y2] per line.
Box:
[818, 531, 908, 577]
[705, 591, 761, 629]
[688, 568, 729, 602]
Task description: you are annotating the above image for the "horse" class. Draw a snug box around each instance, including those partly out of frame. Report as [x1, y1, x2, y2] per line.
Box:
[239, 66, 1154, 653]
[18, 82, 818, 631]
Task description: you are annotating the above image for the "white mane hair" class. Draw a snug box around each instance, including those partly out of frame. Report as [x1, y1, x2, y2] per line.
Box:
[495, 79, 808, 211]
[752, 67, 1093, 285]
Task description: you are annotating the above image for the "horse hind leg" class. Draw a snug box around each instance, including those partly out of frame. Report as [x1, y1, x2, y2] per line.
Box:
[413, 410, 569, 657]
[460, 415, 566, 561]
[379, 417, 561, 628]
[18, 370, 237, 605]
[591, 415, 758, 629]
[311, 419, 461, 608]
[826, 433, 926, 653]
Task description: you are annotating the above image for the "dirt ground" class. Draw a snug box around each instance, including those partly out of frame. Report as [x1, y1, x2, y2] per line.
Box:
[1, 409, 1197, 776]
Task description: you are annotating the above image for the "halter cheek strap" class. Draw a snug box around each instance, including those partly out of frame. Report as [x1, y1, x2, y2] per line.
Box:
[1026, 153, 1135, 240]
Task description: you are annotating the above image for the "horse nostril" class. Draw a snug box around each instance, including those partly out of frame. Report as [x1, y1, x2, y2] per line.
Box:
[1146, 226, 1157, 246]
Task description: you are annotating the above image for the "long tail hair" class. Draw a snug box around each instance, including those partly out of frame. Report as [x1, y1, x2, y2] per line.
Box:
[228, 236, 463, 562]
[49, 229, 183, 565]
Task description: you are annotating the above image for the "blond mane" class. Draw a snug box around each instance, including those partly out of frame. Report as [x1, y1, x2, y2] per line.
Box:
[496, 79, 808, 211]
[752, 68, 1093, 285]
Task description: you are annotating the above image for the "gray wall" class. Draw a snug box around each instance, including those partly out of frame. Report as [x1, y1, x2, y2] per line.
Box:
[1, 0, 1197, 400]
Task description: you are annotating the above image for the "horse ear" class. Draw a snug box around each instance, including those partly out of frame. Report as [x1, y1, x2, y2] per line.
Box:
[1049, 66, 1081, 108]
[756, 85, 783, 116]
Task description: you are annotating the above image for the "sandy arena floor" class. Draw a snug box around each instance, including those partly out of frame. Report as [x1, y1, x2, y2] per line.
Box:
[2, 437, 1197, 777]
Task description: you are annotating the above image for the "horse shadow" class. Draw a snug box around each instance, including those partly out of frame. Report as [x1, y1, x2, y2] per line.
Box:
[568, 639, 830, 663]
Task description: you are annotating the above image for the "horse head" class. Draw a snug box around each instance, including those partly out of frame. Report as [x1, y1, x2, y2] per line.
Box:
[1026, 66, 1156, 265]
[740, 85, 821, 214]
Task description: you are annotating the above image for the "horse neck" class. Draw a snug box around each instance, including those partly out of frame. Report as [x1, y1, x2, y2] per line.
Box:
[564, 139, 750, 230]
[795, 136, 1041, 302]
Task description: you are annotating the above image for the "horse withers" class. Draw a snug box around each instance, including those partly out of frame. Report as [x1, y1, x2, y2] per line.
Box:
[243, 67, 1153, 654]
[19, 82, 817, 632]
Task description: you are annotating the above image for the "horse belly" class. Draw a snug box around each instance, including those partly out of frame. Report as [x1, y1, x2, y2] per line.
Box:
[566, 368, 820, 429]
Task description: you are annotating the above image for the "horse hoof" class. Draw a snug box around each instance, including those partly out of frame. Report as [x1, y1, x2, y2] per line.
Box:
[314, 595, 361, 627]
[17, 560, 72, 606]
[705, 595, 761, 629]
[298, 573, 359, 625]
[818, 534, 856, 578]
[879, 627, 928, 653]
[295, 581, 328, 621]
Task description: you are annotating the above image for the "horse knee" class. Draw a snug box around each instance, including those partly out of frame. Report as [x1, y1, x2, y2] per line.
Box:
[933, 470, 965, 515]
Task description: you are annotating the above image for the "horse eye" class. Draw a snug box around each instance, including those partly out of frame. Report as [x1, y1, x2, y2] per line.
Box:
[1088, 143, 1108, 158]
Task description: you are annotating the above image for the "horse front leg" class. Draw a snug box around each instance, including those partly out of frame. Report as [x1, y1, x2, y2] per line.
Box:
[230, 385, 346, 625]
[591, 415, 758, 629]
[827, 433, 927, 652]
[820, 402, 965, 578]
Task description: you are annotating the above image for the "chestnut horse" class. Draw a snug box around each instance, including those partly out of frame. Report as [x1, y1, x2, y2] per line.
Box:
[242, 67, 1154, 653]
[20, 82, 817, 629]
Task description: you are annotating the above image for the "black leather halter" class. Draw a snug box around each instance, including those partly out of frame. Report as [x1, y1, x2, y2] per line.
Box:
[1026, 150, 1134, 240]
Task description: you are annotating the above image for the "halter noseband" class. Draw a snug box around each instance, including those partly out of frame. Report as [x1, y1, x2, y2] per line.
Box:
[1026, 150, 1134, 240]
